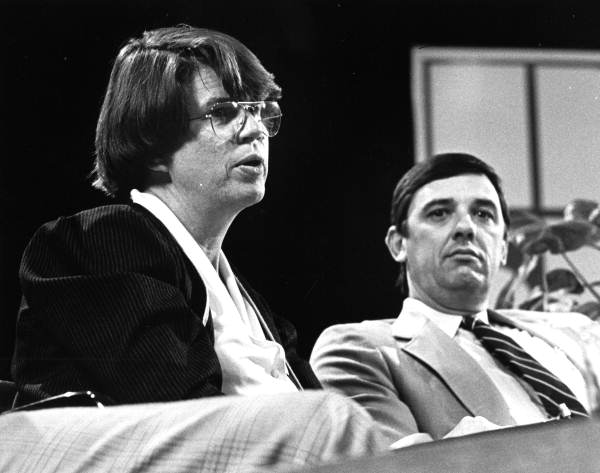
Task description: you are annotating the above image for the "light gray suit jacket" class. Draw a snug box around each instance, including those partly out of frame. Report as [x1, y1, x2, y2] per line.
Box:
[310, 308, 596, 444]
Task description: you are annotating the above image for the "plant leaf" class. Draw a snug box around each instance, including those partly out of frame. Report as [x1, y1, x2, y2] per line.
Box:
[575, 301, 600, 320]
[545, 268, 584, 294]
[510, 221, 547, 253]
[518, 291, 576, 311]
[546, 221, 598, 252]
[509, 209, 545, 231]
[564, 199, 600, 222]
[518, 294, 543, 310]
[520, 220, 598, 255]
[524, 232, 563, 255]
[563, 199, 600, 241]
[588, 208, 600, 237]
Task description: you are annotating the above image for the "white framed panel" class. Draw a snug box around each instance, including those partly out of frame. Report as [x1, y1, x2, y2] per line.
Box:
[412, 47, 600, 215]
[537, 67, 600, 208]
[429, 63, 531, 208]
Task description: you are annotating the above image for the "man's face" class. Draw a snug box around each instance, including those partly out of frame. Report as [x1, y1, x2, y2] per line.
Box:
[387, 173, 508, 312]
[163, 66, 269, 213]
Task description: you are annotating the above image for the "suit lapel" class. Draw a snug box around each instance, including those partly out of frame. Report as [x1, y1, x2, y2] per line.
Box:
[487, 308, 519, 327]
[399, 318, 515, 425]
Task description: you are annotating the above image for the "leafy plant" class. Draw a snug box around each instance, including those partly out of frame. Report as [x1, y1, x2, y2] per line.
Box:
[495, 199, 600, 319]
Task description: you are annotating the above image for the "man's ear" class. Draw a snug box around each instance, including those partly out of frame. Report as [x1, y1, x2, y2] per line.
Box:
[385, 225, 407, 263]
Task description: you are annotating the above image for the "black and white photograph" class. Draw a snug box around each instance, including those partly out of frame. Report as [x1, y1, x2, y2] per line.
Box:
[2, 1, 600, 471]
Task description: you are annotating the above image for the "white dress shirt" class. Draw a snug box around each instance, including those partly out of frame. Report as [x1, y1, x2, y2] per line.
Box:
[131, 190, 298, 395]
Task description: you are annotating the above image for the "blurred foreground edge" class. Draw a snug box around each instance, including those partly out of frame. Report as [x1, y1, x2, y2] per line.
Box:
[289, 415, 600, 473]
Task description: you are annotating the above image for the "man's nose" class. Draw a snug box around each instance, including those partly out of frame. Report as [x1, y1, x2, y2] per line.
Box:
[453, 212, 475, 240]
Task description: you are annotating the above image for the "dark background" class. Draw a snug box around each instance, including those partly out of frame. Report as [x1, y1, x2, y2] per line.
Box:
[2, 0, 600, 380]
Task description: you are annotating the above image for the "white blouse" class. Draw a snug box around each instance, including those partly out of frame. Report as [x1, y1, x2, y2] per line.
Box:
[131, 190, 298, 395]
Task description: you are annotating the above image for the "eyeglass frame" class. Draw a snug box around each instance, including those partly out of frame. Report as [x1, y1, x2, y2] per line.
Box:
[188, 100, 282, 138]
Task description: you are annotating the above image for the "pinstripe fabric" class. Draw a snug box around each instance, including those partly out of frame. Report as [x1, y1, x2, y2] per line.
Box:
[462, 316, 588, 418]
[0, 391, 387, 472]
[12, 204, 320, 406]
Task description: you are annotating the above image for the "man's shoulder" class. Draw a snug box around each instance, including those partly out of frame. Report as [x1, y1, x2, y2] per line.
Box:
[316, 318, 397, 347]
[494, 308, 595, 329]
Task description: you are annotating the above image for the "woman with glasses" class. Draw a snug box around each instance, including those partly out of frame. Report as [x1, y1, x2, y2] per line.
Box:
[6, 25, 386, 472]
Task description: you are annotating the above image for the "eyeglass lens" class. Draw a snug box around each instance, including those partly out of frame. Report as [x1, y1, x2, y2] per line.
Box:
[209, 101, 281, 138]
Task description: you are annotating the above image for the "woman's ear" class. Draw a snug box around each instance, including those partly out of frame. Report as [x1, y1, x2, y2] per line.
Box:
[145, 161, 172, 187]
[148, 162, 169, 173]
[385, 225, 407, 263]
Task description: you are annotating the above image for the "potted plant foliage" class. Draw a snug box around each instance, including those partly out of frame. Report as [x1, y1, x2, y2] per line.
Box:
[496, 198, 600, 319]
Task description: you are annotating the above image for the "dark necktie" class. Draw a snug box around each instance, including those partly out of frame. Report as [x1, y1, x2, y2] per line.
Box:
[461, 316, 588, 419]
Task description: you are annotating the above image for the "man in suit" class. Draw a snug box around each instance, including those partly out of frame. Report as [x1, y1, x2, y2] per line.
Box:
[311, 152, 599, 447]
[5, 25, 386, 471]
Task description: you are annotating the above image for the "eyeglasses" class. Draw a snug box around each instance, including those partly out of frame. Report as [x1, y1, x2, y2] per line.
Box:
[189, 100, 282, 139]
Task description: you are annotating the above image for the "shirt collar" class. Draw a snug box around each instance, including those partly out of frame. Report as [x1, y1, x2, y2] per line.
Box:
[131, 189, 231, 324]
[131, 189, 203, 255]
[391, 297, 488, 339]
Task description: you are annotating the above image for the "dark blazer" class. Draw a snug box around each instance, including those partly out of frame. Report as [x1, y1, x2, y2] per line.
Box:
[12, 204, 320, 406]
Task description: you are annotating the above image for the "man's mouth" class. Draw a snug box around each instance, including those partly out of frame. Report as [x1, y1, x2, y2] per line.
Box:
[447, 248, 482, 261]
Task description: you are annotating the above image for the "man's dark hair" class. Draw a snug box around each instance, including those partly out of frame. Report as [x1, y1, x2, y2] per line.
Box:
[92, 25, 282, 198]
[390, 152, 510, 293]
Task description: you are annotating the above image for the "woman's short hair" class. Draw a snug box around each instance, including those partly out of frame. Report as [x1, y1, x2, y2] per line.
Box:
[92, 25, 281, 197]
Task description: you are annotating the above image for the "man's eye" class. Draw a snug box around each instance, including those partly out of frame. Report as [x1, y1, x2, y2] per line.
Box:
[475, 209, 495, 221]
[428, 209, 448, 219]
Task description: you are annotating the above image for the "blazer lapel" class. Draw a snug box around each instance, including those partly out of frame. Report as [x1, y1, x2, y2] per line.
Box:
[399, 318, 515, 425]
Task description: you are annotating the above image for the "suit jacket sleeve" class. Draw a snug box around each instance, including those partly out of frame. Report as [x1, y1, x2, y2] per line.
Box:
[13, 205, 223, 405]
[310, 323, 421, 443]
